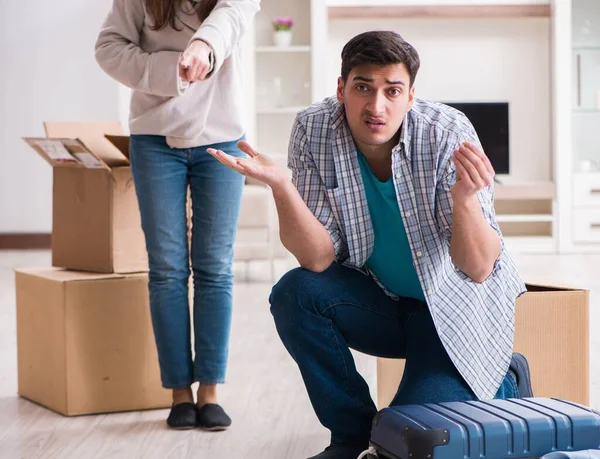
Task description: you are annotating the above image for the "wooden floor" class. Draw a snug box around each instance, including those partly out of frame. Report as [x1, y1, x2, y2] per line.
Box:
[0, 250, 598, 458]
[0, 251, 374, 459]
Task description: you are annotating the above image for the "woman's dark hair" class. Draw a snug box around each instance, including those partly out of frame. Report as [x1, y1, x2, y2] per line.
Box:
[341, 31, 420, 86]
[146, 0, 217, 31]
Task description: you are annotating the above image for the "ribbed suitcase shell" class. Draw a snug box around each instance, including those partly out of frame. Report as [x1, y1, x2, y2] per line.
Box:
[370, 398, 600, 459]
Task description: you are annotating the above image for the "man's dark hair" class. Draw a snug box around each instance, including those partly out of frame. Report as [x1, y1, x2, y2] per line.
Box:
[341, 31, 420, 86]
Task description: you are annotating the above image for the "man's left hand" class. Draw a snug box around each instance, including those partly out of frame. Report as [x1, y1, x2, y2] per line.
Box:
[451, 141, 495, 203]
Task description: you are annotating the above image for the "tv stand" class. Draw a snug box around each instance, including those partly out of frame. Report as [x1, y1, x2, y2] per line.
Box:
[492, 180, 556, 253]
[494, 180, 555, 200]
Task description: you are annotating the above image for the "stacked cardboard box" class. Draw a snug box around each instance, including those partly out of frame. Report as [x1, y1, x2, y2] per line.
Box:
[18, 123, 171, 416]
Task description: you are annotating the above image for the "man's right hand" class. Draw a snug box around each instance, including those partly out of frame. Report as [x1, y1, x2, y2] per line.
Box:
[207, 141, 288, 189]
[210, 139, 335, 272]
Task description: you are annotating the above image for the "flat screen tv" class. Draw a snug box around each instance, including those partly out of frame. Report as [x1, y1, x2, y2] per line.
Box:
[442, 102, 510, 175]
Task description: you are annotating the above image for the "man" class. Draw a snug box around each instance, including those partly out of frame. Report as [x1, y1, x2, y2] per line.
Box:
[208, 31, 530, 459]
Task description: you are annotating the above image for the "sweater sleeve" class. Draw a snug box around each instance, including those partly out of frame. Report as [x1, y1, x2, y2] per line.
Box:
[191, 0, 260, 77]
[95, 0, 187, 97]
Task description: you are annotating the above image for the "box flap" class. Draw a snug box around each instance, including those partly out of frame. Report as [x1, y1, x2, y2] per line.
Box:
[14, 267, 130, 282]
[22, 137, 111, 171]
[523, 277, 589, 292]
[43, 122, 129, 169]
[105, 135, 130, 161]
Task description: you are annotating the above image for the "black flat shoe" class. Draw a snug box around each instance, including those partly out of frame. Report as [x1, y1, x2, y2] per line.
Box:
[197, 403, 232, 431]
[166, 402, 198, 430]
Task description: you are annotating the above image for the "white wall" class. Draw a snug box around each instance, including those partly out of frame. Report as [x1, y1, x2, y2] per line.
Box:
[0, 0, 119, 233]
[328, 17, 552, 182]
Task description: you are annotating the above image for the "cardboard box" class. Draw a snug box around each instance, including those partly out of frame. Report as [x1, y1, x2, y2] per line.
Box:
[376, 281, 590, 408]
[16, 268, 171, 416]
[23, 122, 147, 274]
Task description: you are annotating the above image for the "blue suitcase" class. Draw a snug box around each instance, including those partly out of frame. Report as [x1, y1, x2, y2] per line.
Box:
[366, 398, 600, 459]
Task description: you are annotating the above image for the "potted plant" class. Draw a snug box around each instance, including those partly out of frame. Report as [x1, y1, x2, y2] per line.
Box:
[272, 17, 294, 47]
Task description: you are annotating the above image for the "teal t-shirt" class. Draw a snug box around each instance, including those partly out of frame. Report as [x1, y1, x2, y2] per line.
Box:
[357, 152, 426, 302]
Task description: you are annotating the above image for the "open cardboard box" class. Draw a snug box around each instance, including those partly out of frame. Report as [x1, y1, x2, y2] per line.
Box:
[23, 123, 147, 274]
[376, 280, 590, 408]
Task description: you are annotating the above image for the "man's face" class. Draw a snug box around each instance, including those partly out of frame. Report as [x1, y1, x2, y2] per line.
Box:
[337, 63, 415, 152]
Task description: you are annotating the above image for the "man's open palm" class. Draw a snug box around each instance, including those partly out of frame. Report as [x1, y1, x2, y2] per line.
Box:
[207, 141, 287, 188]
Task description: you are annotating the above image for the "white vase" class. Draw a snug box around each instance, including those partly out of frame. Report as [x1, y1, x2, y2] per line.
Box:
[273, 30, 292, 47]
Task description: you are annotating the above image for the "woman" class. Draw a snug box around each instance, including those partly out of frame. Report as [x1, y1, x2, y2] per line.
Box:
[95, 0, 260, 430]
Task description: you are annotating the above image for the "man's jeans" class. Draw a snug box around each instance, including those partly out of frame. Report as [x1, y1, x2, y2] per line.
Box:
[130, 134, 245, 388]
[269, 263, 519, 446]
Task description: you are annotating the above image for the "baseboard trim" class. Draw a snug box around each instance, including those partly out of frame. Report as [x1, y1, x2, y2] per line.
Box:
[0, 233, 51, 249]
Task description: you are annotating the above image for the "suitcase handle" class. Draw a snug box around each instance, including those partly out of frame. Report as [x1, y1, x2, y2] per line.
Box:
[357, 446, 378, 458]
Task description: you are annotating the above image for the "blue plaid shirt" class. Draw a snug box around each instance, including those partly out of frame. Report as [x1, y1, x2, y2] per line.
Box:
[288, 96, 526, 400]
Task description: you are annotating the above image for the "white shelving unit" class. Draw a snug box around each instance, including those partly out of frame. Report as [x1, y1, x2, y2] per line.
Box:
[325, 0, 550, 5]
[256, 107, 306, 114]
[255, 45, 311, 53]
[308, 0, 561, 253]
[244, 0, 314, 161]
[556, 0, 600, 252]
[240, 0, 317, 264]
[496, 215, 555, 223]
[243, 0, 600, 254]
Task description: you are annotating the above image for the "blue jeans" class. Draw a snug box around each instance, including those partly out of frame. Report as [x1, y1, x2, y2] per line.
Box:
[129, 135, 245, 388]
[269, 263, 519, 446]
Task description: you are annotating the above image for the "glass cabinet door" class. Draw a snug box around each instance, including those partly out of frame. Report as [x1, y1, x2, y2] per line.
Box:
[572, 0, 600, 47]
[572, 0, 600, 171]
[572, 48, 600, 112]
